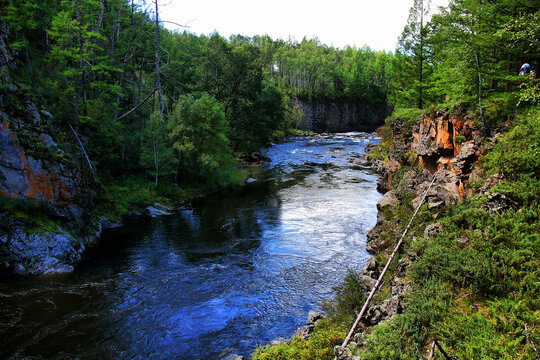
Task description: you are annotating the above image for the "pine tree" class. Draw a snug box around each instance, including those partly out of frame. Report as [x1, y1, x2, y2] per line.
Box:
[393, 0, 432, 108]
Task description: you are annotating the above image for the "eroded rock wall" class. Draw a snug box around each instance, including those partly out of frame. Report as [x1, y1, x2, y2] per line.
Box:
[0, 22, 95, 276]
[412, 114, 480, 180]
[293, 98, 391, 133]
[0, 112, 82, 219]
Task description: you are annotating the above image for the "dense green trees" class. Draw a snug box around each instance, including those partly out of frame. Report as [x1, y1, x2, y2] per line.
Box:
[3, 0, 537, 197]
[391, 0, 432, 108]
[267, 37, 391, 105]
[140, 110, 176, 186]
[391, 0, 540, 116]
[1, 0, 287, 192]
[2, 0, 398, 194]
[197, 34, 272, 153]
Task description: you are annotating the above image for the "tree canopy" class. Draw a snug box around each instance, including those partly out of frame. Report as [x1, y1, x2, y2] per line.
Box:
[1, 0, 537, 192]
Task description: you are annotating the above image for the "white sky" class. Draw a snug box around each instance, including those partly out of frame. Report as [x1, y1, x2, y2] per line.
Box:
[159, 0, 449, 52]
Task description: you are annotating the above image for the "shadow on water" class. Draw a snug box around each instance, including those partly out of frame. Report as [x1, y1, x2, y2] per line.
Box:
[0, 132, 381, 359]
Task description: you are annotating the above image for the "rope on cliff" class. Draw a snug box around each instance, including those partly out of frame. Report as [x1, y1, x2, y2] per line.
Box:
[336, 172, 438, 356]
[428, 339, 460, 360]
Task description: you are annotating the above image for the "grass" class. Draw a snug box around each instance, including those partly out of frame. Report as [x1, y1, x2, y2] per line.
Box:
[0, 196, 60, 235]
[252, 319, 347, 360]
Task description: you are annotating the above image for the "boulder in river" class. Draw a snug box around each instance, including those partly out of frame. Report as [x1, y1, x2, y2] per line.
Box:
[145, 203, 173, 217]
[294, 311, 325, 340]
[307, 310, 324, 325]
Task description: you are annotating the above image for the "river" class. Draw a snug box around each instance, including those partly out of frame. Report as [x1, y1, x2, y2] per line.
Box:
[0, 132, 381, 359]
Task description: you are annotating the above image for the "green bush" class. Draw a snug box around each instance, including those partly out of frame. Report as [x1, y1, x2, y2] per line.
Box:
[251, 319, 345, 360]
[322, 268, 367, 325]
[483, 110, 540, 182]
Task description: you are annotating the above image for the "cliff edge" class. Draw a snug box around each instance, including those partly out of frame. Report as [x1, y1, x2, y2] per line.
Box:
[0, 22, 97, 275]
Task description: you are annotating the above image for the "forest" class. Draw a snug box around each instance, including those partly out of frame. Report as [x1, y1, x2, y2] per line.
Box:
[1, 0, 393, 218]
[3, 0, 536, 212]
[1, 0, 539, 358]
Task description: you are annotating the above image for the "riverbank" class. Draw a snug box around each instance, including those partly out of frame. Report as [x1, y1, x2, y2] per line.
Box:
[0, 150, 265, 277]
[0, 102, 302, 277]
[252, 107, 539, 359]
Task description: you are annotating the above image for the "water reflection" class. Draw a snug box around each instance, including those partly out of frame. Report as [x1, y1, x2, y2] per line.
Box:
[0, 132, 381, 359]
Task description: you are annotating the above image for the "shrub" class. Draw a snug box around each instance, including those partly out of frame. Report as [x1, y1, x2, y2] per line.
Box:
[322, 268, 367, 325]
[251, 319, 345, 360]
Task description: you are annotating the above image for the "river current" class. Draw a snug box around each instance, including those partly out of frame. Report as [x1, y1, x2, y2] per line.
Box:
[0, 133, 381, 359]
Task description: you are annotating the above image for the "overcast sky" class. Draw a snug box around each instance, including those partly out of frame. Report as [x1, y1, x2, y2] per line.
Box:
[158, 0, 449, 51]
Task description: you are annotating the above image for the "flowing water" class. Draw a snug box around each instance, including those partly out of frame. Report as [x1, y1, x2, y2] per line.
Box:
[0, 133, 381, 359]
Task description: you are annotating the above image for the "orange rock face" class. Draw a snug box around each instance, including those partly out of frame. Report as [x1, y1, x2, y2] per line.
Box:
[408, 114, 481, 200]
[0, 118, 80, 208]
[412, 115, 477, 176]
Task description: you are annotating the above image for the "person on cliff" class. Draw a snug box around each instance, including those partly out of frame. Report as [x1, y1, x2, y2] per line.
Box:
[519, 62, 531, 75]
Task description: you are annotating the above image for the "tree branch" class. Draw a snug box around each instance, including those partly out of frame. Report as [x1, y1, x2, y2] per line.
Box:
[159, 20, 190, 28]
[117, 56, 193, 121]
[67, 122, 96, 178]
[525, 324, 540, 360]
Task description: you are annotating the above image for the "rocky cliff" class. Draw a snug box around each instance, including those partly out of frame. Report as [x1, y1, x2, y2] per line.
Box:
[366, 111, 498, 256]
[334, 110, 505, 359]
[377, 111, 485, 195]
[0, 108, 82, 219]
[293, 97, 391, 133]
[0, 22, 96, 276]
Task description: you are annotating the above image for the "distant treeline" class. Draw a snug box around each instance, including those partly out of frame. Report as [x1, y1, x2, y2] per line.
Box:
[1, 0, 537, 191]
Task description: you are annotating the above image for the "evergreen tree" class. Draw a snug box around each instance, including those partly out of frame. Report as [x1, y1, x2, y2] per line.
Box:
[392, 0, 432, 108]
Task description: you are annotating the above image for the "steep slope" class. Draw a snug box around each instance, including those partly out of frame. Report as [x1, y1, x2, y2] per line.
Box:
[337, 109, 539, 359]
[252, 108, 539, 360]
[0, 23, 97, 275]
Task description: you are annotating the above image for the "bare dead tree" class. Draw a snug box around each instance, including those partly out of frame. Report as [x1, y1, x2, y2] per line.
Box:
[153, 0, 163, 114]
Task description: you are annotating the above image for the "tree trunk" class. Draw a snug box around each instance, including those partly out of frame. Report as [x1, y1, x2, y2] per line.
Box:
[418, 0, 424, 109]
[154, 0, 163, 114]
[139, 58, 143, 102]
[475, 51, 485, 128]
[131, 0, 136, 108]
[114, 51, 129, 121]
[96, 0, 105, 32]
[154, 141, 159, 187]
[24, 39, 35, 89]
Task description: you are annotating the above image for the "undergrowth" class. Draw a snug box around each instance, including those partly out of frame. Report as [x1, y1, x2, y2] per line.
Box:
[361, 110, 540, 359]
[251, 318, 347, 360]
[0, 196, 60, 234]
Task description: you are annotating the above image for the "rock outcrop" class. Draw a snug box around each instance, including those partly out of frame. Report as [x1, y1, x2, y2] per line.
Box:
[0, 22, 96, 275]
[412, 114, 480, 178]
[293, 98, 391, 133]
[336, 110, 490, 360]
[0, 225, 84, 275]
[0, 112, 83, 220]
[294, 311, 324, 340]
